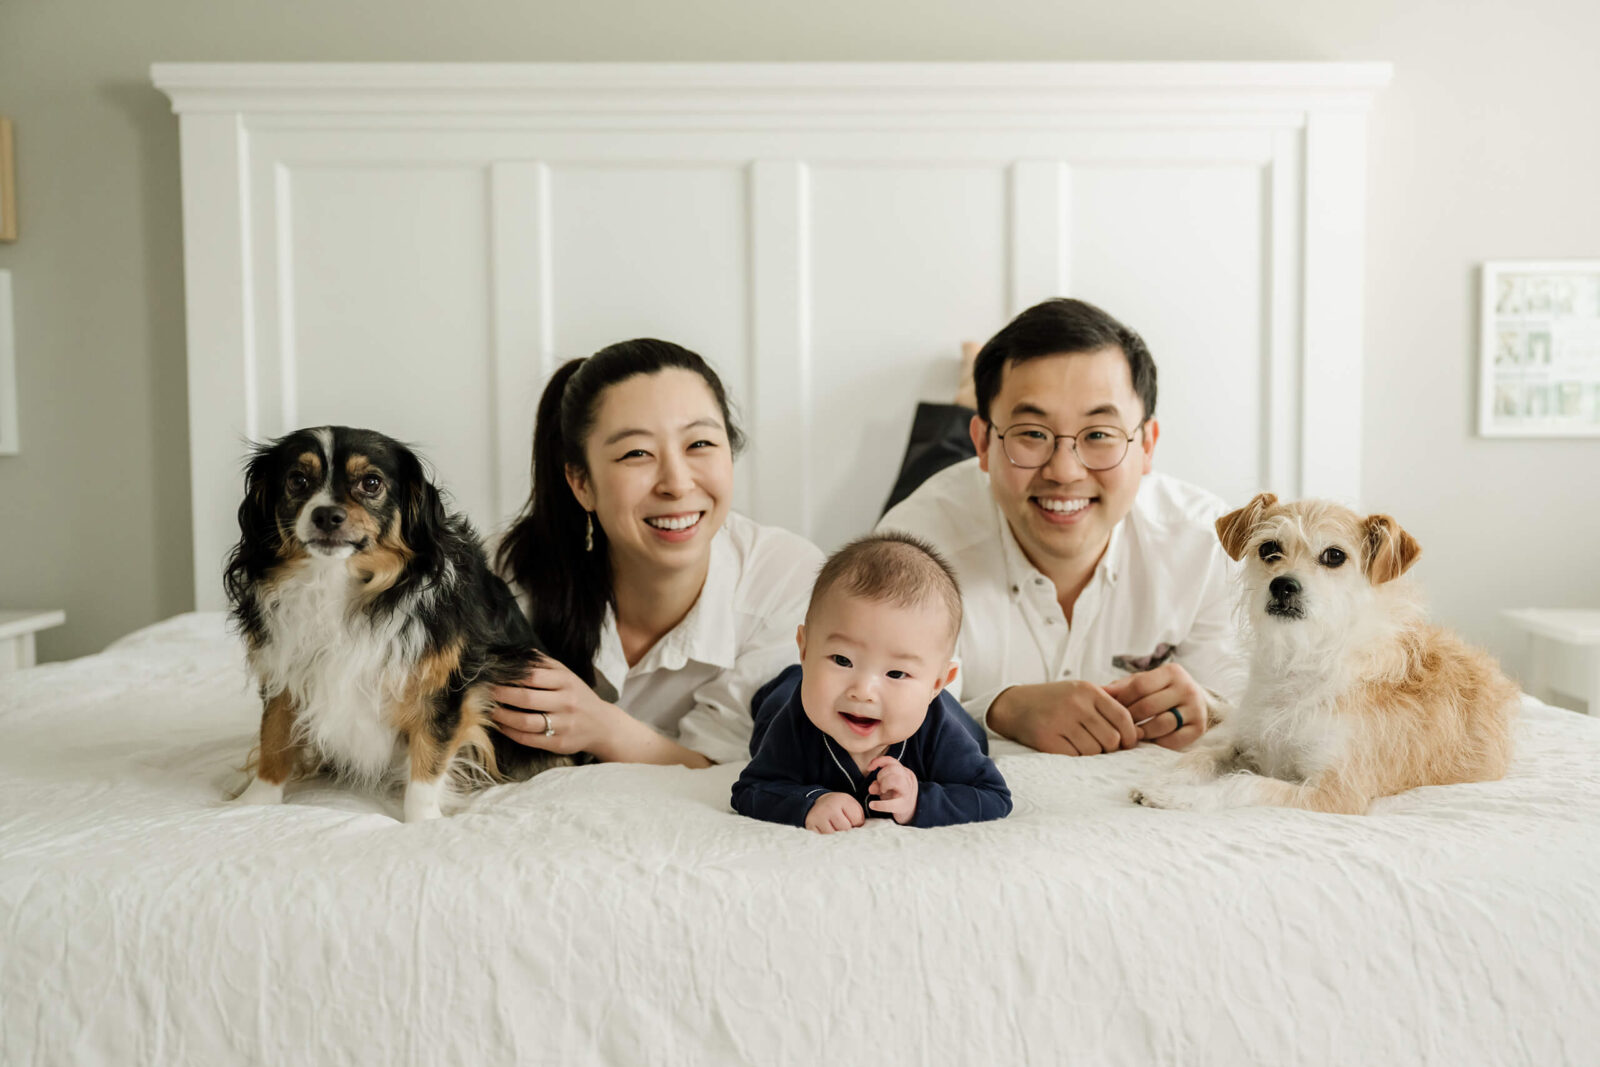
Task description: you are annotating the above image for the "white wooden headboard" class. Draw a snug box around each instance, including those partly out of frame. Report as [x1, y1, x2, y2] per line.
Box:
[153, 62, 1390, 611]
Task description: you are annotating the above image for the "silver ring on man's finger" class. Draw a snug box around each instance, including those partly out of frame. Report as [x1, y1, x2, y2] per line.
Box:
[540, 711, 556, 737]
[1170, 708, 1185, 731]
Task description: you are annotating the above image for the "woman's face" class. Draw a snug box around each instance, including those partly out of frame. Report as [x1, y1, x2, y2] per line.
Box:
[568, 368, 735, 577]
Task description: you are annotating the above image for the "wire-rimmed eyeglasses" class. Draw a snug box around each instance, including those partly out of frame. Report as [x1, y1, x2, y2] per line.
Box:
[992, 421, 1145, 471]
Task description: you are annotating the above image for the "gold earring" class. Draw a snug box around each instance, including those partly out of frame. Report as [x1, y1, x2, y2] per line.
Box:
[584, 512, 594, 552]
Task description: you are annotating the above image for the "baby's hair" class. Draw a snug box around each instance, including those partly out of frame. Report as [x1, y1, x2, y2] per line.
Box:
[808, 532, 963, 646]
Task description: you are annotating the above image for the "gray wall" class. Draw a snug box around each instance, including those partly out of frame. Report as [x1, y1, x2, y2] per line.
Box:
[2, 0, 1597, 676]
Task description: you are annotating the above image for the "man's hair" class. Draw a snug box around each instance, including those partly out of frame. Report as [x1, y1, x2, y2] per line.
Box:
[808, 532, 963, 648]
[972, 298, 1158, 425]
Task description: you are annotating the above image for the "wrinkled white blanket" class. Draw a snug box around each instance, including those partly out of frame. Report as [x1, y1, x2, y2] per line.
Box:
[3, 613, 1599, 1065]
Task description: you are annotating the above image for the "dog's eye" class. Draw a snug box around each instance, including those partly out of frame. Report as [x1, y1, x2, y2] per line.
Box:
[286, 471, 310, 494]
[1319, 547, 1347, 568]
[358, 473, 383, 496]
[1257, 540, 1284, 562]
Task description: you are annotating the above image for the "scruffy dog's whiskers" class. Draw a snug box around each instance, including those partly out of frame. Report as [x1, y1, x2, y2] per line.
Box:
[1133, 493, 1517, 815]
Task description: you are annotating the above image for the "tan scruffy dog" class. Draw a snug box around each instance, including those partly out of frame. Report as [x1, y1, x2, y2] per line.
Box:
[1132, 493, 1516, 814]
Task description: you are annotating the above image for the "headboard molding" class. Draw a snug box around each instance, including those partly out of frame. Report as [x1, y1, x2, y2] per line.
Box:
[154, 62, 1390, 610]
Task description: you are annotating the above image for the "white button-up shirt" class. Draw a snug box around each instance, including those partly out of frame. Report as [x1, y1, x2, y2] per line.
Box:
[586, 511, 824, 765]
[878, 459, 1244, 740]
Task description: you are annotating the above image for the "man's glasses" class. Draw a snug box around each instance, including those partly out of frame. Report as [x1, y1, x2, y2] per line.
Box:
[992, 421, 1144, 471]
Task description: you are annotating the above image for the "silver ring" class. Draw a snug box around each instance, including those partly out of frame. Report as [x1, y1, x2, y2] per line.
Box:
[541, 712, 555, 738]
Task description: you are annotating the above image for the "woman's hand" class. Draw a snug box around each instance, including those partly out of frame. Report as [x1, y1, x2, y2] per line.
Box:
[489, 654, 713, 768]
[489, 656, 628, 760]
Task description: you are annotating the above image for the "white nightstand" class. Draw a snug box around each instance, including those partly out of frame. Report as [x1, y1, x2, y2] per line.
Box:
[0, 610, 66, 673]
[1503, 608, 1600, 715]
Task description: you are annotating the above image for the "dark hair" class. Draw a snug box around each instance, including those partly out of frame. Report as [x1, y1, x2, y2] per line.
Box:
[808, 532, 963, 648]
[972, 298, 1157, 425]
[496, 339, 744, 684]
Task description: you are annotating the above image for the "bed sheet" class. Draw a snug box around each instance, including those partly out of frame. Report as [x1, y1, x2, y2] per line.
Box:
[3, 613, 1599, 1065]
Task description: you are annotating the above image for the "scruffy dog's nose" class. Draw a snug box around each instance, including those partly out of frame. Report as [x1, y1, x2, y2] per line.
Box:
[1269, 576, 1301, 600]
[312, 506, 347, 533]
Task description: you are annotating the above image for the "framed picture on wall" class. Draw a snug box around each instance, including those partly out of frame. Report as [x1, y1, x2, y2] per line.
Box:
[0, 117, 15, 242]
[1479, 260, 1600, 437]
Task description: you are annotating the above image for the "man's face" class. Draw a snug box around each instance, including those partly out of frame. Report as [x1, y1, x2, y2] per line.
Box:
[970, 348, 1158, 576]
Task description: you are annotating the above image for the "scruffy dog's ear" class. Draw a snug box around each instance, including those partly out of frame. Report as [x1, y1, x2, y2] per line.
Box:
[397, 445, 448, 560]
[1363, 514, 1421, 585]
[1215, 492, 1278, 561]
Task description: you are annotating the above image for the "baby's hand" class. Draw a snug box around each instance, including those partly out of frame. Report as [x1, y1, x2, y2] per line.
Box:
[805, 792, 866, 834]
[866, 756, 919, 825]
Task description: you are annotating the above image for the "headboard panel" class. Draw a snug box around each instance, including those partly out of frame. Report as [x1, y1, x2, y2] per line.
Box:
[154, 62, 1389, 610]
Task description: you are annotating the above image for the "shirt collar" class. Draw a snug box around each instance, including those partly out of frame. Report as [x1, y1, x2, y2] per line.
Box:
[994, 499, 1126, 598]
[594, 525, 740, 691]
[821, 733, 907, 789]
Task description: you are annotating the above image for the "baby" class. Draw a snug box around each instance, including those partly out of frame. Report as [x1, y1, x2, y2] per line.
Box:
[732, 532, 1012, 832]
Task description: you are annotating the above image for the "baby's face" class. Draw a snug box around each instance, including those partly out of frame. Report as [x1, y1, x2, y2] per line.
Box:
[797, 591, 958, 760]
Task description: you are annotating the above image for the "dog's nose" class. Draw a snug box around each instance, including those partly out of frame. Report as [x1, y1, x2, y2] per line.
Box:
[1269, 576, 1301, 600]
[311, 506, 347, 533]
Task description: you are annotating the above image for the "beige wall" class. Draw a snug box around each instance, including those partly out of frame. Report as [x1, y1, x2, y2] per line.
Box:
[2, 0, 1597, 675]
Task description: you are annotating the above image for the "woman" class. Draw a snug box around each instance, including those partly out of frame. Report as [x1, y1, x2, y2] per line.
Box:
[492, 339, 824, 767]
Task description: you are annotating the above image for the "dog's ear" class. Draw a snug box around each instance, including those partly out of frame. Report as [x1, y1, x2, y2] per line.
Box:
[1215, 492, 1278, 561]
[1363, 514, 1421, 585]
[224, 441, 285, 606]
[397, 445, 448, 559]
[239, 444, 279, 537]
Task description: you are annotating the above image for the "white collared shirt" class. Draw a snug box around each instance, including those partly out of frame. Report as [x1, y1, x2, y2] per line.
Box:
[878, 459, 1244, 739]
[586, 511, 823, 765]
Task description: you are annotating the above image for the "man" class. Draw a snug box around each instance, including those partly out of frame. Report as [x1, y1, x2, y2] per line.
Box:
[878, 298, 1242, 756]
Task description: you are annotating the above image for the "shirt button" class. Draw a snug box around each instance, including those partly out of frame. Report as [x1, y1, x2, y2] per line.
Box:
[1060, 669, 1071, 678]
[1034, 577, 1046, 586]
[1044, 618, 1055, 625]
[1010, 585, 1019, 595]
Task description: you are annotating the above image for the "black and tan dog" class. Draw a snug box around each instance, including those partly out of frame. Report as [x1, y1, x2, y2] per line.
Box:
[225, 426, 559, 821]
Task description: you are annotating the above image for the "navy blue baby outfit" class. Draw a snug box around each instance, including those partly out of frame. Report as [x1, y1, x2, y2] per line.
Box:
[731, 665, 1013, 829]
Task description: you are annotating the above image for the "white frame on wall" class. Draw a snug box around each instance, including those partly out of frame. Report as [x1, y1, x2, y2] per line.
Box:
[1478, 259, 1600, 438]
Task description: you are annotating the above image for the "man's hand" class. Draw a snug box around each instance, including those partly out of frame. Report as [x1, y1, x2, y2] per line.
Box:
[805, 792, 866, 834]
[1102, 663, 1210, 751]
[865, 756, 919, 824]
[988, 680, 1139, 756]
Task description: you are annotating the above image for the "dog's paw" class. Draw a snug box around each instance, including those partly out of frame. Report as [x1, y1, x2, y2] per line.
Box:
[232, 777, 285, 806]
[1131, 782, 1196, 810]
[403, 780, 445, 823]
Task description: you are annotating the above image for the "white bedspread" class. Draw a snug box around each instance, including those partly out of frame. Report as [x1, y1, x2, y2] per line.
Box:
[4, 613, 1600, 1065]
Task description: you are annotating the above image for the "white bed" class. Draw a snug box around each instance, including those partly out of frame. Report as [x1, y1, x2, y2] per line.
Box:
[4, 612, 1599, 1064]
